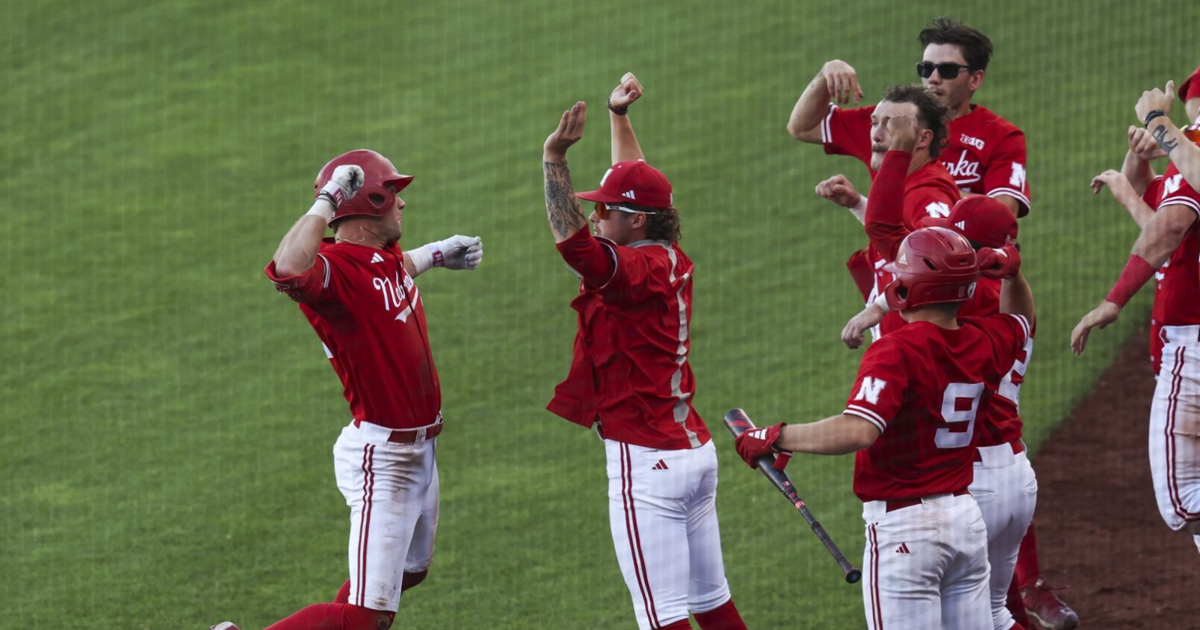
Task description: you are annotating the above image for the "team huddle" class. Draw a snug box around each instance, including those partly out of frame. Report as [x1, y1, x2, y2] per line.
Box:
[209, 17, 1200, 630]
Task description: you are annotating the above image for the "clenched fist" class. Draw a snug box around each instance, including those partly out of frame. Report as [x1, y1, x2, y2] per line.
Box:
[438, 235, 484, 271]
[320, 164, 365, 207]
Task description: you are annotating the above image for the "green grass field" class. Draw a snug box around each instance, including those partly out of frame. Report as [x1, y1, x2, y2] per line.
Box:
[2, 0, 1195, 628]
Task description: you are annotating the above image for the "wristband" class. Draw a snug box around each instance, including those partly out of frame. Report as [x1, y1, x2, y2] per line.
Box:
[1105, 254, 1156, 307]
[406, 241, 444, 278]
[873, 292, 891, 313]
[305, 199, 336, 222]
[1143, 109, 1167, 127]
[607, 98, 628, 116]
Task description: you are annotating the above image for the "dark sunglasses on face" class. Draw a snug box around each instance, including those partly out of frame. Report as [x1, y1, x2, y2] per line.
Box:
[916, 61, 973, 79]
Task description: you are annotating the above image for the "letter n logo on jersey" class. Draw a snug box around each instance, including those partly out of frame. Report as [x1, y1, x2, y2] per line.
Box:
[1010, 163, 1026, 190]
[854, 377, 887, 405]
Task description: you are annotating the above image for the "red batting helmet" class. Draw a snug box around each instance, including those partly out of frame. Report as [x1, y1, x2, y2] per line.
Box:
[314, 150, 413, 225]
[884, 227, 979, 311]
[944, 196, 1017, 249]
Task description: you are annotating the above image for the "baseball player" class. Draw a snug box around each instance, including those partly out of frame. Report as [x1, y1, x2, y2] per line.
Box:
[1181, 65, 1200, 123]
[1076, 99, 1200, 553]
[1133, 81, 1200, 197]
[541, 74, 747, 630]
[790, 19, 1075, 627]
[840, 117, 1034, 630]
[211, 149, 483, 630]
[736, 226, 1036, 630]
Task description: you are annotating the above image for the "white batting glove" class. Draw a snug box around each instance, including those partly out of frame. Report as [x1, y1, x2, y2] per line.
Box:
[407, 235, 484, 277]
[319, 165, 365, 208]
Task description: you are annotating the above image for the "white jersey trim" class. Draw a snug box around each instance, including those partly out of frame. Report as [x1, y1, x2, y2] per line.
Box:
[821, 103, 836, 144]
[845, 405, 887, 433]
[1160, 196, 1200, 218]
[1007, 313, 1032, 343]
[318, 254, 332, 288]
[987, 187, 1031, 209]
[662, 243, 701, 449]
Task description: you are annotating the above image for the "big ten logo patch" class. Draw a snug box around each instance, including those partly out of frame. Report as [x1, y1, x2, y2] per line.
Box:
[372, 271, 419, 322]
[959, 134, 985, 150]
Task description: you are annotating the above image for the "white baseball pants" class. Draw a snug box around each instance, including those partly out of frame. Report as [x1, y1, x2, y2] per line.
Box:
[605, 439, 732, 630]
[333, 420, 440, 612]
[969, 443, 1037, 630]
[861, 492, 991, 630]
[1151, 327, 1200, 541]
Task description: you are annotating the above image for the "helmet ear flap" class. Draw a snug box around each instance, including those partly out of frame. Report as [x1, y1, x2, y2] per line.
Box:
[884, 279, 907, 311]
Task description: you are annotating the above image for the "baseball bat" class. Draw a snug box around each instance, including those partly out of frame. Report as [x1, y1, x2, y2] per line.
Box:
[724, 408, 862, 584]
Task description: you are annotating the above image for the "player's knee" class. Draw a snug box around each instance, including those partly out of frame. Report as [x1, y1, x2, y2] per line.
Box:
[345, 605, 395, 630]
[401, 568, 428, 592]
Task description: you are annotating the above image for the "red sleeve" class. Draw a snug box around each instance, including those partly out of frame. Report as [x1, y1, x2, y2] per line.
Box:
[1160, 171, 1200, 219]
[556, 229, 617, 289]
[864, 150, 912, 261]
[843, 338, 909, 433]
[1143, 176, 1164, 207]
[982, 131, 1031, 216]
[265, 255, 332, 304]
[982, 314, 1033, 371]
[903, 185, 955, 228]
[822, 105, 875, 168]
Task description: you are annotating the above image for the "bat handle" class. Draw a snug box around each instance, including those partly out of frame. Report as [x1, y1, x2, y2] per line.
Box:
[809, 519, 861, 583]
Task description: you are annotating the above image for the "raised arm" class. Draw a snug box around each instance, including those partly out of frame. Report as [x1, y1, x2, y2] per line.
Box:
[787, 60, 863, 143]
[608, 72, 646, 164]
[999, 270, 1035, 326]
[1138, 82, 1200, 191]
[863, 115, 920, 261]
[542, 102, 590, 244]
[1122, 125, 1163, 196]
[273, 165, 363, 277]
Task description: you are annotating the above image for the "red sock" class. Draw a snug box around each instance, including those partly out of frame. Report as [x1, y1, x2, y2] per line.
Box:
[693, 598, 747, 630]
[1006, 579, 1031, 628]
[335, 580, 351, 604]
[661, 620, 693, 629]
[264, 603, 394, 630]
[1014, 520, 1042, 588]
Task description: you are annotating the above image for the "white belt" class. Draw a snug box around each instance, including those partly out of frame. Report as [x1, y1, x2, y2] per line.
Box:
[1160, 325, 1200, 346]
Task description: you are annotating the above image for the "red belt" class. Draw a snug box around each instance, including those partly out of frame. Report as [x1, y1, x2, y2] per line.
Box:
[353, 419, 443, 444]
[886, 489, 970, 513]
[973, 438, 1025, 463]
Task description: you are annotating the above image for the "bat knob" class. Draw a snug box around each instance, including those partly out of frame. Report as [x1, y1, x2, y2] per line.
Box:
[846, 568, 862, 584]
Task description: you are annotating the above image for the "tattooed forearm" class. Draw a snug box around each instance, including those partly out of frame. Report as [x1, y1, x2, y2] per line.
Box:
[1151, 124, 1179, 155]
[543, 160, 588, 240]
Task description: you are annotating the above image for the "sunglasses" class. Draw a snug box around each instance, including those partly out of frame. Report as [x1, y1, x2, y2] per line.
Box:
[916, 61, 973, 80]
[594, 201, 660, 219]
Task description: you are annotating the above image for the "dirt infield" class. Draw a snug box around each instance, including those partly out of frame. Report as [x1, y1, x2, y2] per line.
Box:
[1031, 328, 1198, 628]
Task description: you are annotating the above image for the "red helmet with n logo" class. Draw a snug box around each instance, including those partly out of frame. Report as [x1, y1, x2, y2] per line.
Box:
[884, 227, 979, 311]
[314, 150, 413, 224]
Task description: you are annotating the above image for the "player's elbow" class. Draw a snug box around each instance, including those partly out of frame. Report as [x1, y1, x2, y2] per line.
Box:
[842, 415, 881, 451]
[787, 120, 820, 143]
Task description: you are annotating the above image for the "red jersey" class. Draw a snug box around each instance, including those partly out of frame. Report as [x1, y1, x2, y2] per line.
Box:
[1145, 166, 1200, 373]
[548, 229, 711, 451]
[863, 150, 1029, 446]
[264, 239, 442, 429]
[844, 314, 1032, 502]
[821, 103, 1032, 215]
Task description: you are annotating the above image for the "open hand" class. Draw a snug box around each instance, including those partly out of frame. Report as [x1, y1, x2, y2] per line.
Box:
[821, 60, 864, 106]
[1091, 169, 1135, 199]
[544, 102, 587, 162]
[841, 303, 885, 349]
[1070, 300, 1121, 355]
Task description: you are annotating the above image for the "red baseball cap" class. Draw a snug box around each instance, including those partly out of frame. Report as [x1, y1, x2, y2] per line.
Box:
[1179, 65, 1200, 102]
[576, 160, 674, 210]
[944, 196, 1018, 249]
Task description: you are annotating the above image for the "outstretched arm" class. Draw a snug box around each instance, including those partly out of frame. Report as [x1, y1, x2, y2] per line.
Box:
[1092, 169, 1155, 229]
[543, 102, 589, 244]
[1070, 204, 1197, 354]
[787, 60, 863, 143]
[609, 72, 646, 164]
